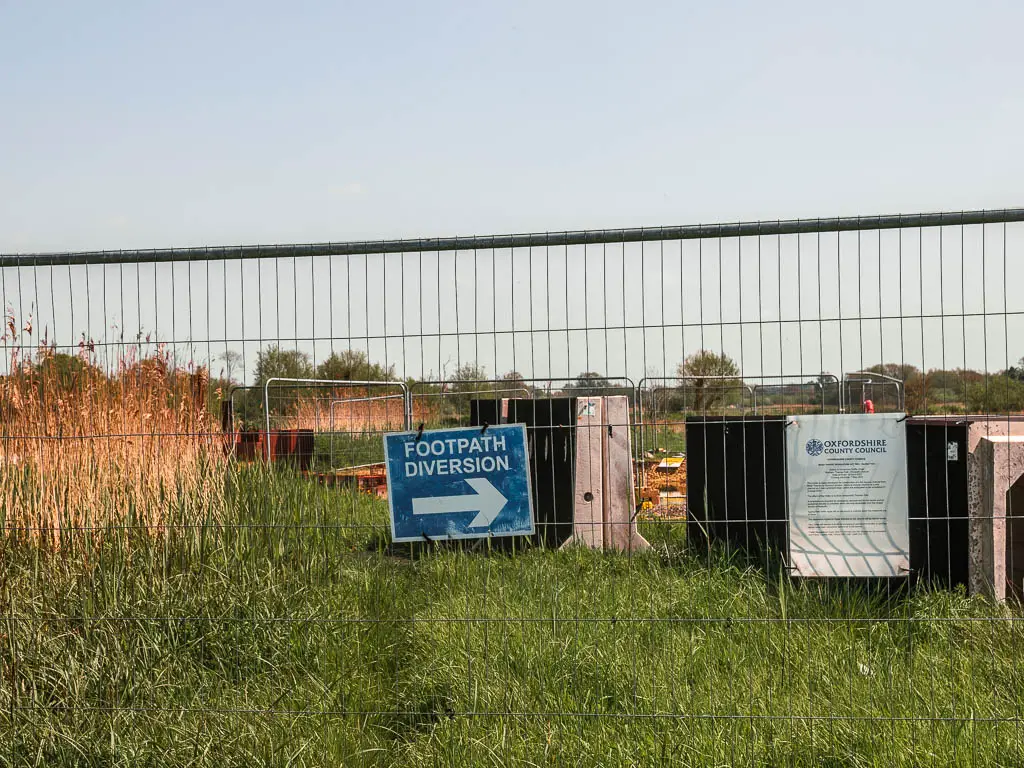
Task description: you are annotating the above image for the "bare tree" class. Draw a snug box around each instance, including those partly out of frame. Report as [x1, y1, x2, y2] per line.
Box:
[218, 350, 243, 383]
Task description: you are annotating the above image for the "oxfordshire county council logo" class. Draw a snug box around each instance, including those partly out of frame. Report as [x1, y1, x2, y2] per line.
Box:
[805, 439, 824, 457]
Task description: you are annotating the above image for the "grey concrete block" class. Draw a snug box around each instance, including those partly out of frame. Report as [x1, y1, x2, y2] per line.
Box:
[968, 436, 1024, 601]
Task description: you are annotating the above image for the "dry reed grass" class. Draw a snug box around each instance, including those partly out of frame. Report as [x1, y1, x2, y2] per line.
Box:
[0, 337, 226, 544]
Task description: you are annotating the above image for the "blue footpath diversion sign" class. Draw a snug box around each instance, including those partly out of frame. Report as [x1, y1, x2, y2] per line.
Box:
[383, 424, 535, 542]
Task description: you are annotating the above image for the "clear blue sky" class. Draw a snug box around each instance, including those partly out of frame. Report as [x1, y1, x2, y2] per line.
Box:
[2, 2, 1023, 386]
[2, 1, 1022, 252]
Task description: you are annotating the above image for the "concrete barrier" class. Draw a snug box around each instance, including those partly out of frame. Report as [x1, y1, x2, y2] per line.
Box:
[968, 435, 1024, 601]
[563, 396, 650, 553]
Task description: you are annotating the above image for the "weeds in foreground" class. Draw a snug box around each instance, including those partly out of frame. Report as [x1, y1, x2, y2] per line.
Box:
[3, 467, 1022, 767]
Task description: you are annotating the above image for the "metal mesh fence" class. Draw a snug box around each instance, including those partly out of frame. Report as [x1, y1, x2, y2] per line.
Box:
[3, 209, 1024, 765]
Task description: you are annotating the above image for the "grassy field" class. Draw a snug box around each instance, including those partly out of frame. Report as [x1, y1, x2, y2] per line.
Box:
[4, 464, 1024, 767]
[643, 422, 687, 455]
[311, 432, 386, 469]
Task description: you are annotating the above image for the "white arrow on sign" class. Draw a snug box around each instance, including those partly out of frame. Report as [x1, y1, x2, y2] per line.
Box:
[411, 477, 508, 529]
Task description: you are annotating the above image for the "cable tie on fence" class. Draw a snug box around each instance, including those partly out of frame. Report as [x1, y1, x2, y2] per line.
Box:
[608, 425, 613, 438]
[421, 532, 433, 543]
[480, 421, 489, 435]
[415, 423, 425, 442]
[896, 415, 909, 423]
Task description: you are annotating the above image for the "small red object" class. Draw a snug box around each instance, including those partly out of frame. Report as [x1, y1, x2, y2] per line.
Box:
[863, 399, 875, 414]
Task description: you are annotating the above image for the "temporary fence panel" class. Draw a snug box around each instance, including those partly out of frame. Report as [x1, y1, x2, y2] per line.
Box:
[3, 208, 1024, 765]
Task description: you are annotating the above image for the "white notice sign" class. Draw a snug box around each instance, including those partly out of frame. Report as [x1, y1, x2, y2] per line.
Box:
[786, 414, 909, 578]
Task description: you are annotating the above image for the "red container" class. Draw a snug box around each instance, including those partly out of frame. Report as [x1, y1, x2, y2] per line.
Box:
[265, 429, 315, 470]
[233, 430, 263, 461]
[231, 429, 314, 470]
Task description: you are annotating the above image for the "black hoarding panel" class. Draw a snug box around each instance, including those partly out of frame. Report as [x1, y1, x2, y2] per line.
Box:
[471, 398, 577, 548]
[685, 416, 789, 563]
[905, 420, 969, 589]
[686, 416, 971, 584]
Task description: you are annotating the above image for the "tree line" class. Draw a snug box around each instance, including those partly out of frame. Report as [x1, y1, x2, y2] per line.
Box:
[14, 340, 1024, 419]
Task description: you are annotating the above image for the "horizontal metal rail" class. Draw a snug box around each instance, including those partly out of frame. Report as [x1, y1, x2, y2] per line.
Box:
[328, 394, 407, 470]
[636, 374, 843, 467]
[406, 378, 636, 398]
[263, 378, 410, 459]
[410, 387, 533, 399]
[3, 208, 1022, 266]
[843, 370, 906, 412]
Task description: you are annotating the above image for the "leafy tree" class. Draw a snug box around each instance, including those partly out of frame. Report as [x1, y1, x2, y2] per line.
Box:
[1005, 358, 1024, 382]
[676, 350, 740, 412]
[856, 363, 920, 411]
[925, 368, 980, 390]
[572, 372, 612, 397]
[865, 362, 921, 383]
[314, 349, 394, 382]
[254, 346, 313, 385]
[35, 351, 98, 391]
[809, 374, 840, 410]
[499, 370, 533, 397]
[435, 363, 491, 415]
[966, 374, 1024, 414]
[251, 346, 314, 422]
[451, 363, 487, 383]
[444, 363, 491, 394]
[895, 368, 980, 413]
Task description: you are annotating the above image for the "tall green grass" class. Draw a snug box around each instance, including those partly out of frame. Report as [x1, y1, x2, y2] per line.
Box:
[3, 465, 1023, 766]
[311, 432, 385, 470]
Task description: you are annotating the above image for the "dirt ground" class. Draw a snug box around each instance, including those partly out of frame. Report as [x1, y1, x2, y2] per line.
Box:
[637, 456, 687, 520]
